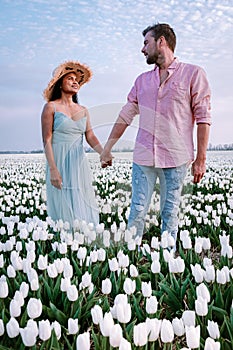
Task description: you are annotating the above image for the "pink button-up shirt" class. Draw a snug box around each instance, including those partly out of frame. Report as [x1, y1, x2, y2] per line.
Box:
[120, 58, 211, 168]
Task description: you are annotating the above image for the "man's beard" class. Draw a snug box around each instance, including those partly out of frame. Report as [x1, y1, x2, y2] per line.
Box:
[146, 55, 157, 65]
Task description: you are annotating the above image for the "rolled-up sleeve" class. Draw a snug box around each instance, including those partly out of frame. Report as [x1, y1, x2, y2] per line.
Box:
[191, 67, 211, 125]
[119, 82, 139, 125]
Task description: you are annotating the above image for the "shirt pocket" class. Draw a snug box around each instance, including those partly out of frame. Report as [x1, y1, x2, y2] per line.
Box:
[169, 81, 187, 101]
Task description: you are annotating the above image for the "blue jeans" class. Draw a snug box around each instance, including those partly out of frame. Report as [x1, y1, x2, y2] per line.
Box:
[127, 162, 188, 244]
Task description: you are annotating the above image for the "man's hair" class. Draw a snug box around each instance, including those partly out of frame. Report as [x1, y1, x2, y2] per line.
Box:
[142, 23, 176, 52]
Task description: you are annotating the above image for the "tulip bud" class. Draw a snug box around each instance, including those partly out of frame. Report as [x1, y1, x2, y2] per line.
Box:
[68, 318, 79, 335]
[67, 285, 78, 301]
[109, 324, 123, 347]
[151, 260, 161, 274]
[123, 278, 136, 295]
[186, 325, 200, 349]
[196, 283, 210, 303]
[27, 298, 42, 319]
[100, 312, 114, 337]
[0, 275, 9, 298]
[146, 317, 161, 341]
[204, 337, 220, 350]
[133, 322, 147, 347]
[142, 281, 152, 297]
[119, 337, 132, 350]
[39, 319, 51, 341]
[207, 320, 220, 339]
[146, 296, 158, 314]
[76, 331, 90, 350]
[91, 305, 103, 325]
[172, 317, 185, 336]
[10, 299, 21, 318]
[51, 320, 61, 340]
[129, 264, 138, 277]
[182, 310, 195, 327]
[101, 278, 112, 294]
[0, 319, 4, 336]
[6, 317, 20, 338]
[160, 319, 174, 343]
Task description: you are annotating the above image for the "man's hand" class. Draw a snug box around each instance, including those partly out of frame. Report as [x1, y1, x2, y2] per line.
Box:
[100, 149, 113, 168]
[191, 159, 206, 184]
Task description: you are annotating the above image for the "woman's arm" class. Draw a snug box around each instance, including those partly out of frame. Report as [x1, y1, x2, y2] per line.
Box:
[41, 103, 62, 189]
[85, 108, 104, 155]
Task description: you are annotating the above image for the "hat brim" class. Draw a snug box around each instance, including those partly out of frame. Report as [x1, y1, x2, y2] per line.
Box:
[43, 60, 92, 101]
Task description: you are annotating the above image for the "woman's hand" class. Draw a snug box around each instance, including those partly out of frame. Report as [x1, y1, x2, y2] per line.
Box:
[50, 168, 63, 189]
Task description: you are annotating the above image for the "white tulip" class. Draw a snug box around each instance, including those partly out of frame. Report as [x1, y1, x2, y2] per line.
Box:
[37, 255, 48, 270]
[76, 331, 90, 350]
[0, 319, 4, 336]
[101, 278, 112, 294]
[81, 271, 92, 288]
[160, 319, 174, 343]
[27, 298, 42, 319]
[146, 317, 161, 341]
[207, 320, 220, 339]
[123, 278, 136, 295]
[7, 264, 16, 278]
[60, 277, 71, 292]
[100, 312, 114, 337]
[182, 310, 195, 327]
[19, 281, 29, 298]
[67, 285, 78, 301]
[47, 263, 58, 278]
[172, 317, 185, 336]
[109, 324, 123, 347]
[186, 325, 200, 349]
[39, 319, 51, 341]
[91, 305, 103, 325]
[108, 257, 119, 272]
[68, 318, 79, 334]
[115, 302, 131, 324]
[204, 337, 220, 350]
[119, 337, 132, 350]
[10, 299, 21, 317]
[133, 322, 147, 346]
[97, 248, 106, 262]
[51, 320, 61, 340]
[195, 296, 208, 316]
[141, 281, 152, 297]
[20, 325, 37, 347]
[151, 260, 161, 274]
[6, 317, 20, 338]
[196, 283, 210, 303]
[129, 264, 138, 277]
[146, 296, 158, 314]
[0, 275, 8, 298]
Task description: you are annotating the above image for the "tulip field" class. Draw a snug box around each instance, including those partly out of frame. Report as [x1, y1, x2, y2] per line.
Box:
[0, 151, 232, 349]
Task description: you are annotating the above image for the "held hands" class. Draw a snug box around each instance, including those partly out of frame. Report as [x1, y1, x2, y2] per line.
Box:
[100, 148, 113, 168]
[191, 158, 206, 184]
[50, 168, 63, 189]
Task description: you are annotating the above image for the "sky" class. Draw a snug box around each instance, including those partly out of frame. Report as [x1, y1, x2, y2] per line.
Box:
[0, 0, 232, 151]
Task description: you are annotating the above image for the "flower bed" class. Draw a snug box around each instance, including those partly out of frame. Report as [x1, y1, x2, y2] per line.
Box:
[0, 153, 232, 349]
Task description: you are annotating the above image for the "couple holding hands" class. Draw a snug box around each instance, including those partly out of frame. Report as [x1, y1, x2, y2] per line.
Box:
[41, 23, 211, 248]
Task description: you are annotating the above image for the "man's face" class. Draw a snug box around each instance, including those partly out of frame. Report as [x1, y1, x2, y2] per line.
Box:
[141, 31, 159, 65]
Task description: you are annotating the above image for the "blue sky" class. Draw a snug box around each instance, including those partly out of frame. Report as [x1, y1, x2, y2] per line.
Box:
[0, 0, 232, 151]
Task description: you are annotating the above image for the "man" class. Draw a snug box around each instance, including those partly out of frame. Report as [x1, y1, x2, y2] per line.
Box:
[100, 23, 211, 248]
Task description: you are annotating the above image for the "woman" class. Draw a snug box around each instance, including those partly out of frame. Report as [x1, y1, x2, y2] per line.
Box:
[41, 60, 103, 229]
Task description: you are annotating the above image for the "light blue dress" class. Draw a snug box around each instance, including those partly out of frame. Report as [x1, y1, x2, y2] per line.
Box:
[46, 109, 99, 228]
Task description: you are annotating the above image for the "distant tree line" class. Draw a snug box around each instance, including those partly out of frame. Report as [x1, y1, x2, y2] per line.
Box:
[1, 143, 233, 154]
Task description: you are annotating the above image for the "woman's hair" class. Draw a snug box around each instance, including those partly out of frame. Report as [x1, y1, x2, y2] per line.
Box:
[142, 23, 176, 52]
[50, 75, 79, 103]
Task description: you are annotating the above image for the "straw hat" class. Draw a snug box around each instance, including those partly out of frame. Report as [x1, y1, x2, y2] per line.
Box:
[43, 60, 92, 101]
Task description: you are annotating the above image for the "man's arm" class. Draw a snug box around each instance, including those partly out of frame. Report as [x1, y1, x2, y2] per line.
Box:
[100, 115, 128, 167]
[192, 123, 210, 183]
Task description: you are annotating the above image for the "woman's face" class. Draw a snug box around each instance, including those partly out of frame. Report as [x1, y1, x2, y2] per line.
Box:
[61, 73, 80, 94]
